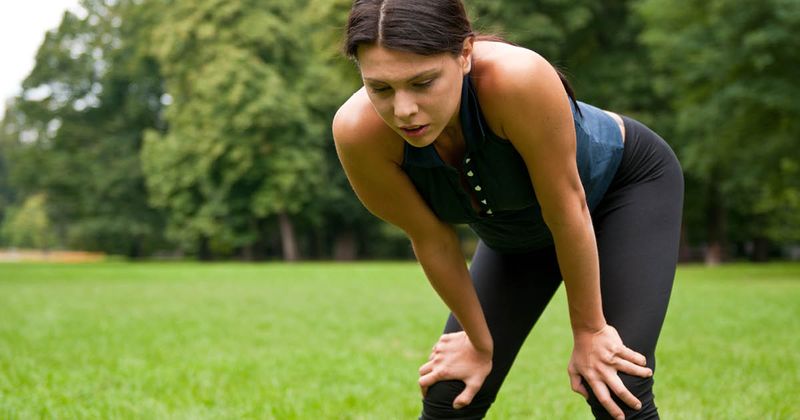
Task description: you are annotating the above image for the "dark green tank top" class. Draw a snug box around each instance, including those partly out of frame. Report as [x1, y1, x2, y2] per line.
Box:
[401, 74, 624, 253]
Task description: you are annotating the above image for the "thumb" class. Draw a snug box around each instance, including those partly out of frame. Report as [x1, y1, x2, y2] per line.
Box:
[453, 382, 479, 410]
[569, 370, 589, 400]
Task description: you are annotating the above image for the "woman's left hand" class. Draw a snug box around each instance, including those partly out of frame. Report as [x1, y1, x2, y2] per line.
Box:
[567, 324, 653, 420]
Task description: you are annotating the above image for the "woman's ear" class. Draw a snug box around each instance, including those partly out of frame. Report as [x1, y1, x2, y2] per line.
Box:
[461, 36, 475, 74]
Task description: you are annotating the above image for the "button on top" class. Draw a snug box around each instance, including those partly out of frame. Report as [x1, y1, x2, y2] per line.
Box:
[461, 155, 492, 217]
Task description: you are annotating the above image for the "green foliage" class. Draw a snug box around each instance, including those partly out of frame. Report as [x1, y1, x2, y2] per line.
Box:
[141, 0, 364, 256]
[0, 193, 57, 249]
[638, 0, 800, 243]
[1, 0, 169, 257]
[1, 0, 797, 259]
[467, 0, 661, 118]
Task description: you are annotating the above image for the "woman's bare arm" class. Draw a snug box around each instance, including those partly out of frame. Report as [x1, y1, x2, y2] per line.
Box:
[332, 98, 492, 354]
[482, 48, 648, 418]
[490, 50, 606, 335]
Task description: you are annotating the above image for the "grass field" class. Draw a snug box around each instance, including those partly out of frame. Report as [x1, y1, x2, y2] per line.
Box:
[0, 262, 798, 419]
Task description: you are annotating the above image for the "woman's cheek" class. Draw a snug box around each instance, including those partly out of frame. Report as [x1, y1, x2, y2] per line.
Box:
[372, 100, 393, 121]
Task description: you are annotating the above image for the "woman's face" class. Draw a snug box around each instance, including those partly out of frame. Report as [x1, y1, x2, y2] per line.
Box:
[357, 41, 472, 148]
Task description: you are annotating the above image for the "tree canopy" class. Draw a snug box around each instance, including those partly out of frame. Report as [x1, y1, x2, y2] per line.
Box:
[1, 0, 797, 261]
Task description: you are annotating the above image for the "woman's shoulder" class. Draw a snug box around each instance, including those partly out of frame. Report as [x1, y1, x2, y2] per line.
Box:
[332, 87, 404, 165]
[472, 41, 559, 92]
[472, 41, 568, 138]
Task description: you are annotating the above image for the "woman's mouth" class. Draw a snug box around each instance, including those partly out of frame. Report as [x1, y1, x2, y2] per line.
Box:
[400, 124, 430, 138]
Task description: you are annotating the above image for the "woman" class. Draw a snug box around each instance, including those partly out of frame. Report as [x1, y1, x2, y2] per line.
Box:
[332, 1, 683, 419]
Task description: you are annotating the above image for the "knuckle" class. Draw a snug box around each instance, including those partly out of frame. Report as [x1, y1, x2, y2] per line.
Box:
[613, 387, 628, 397]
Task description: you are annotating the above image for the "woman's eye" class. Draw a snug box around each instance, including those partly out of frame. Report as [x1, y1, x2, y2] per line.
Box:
[371, 86, 391, 94]
[414, 80, 434, 89]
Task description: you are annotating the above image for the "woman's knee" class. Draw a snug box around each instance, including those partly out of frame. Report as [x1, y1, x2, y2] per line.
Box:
[419, 380, 494, 420]
[584, 373, 659, 419]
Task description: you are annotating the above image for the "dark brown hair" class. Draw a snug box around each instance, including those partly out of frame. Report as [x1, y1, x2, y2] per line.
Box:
[344, 0, 580, 106]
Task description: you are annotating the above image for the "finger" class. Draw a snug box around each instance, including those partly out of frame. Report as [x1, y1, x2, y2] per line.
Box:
[619, 346, 647, 366]
[418, 370, 443, 389]
[420, 383, 428, 398]
[453, 381, 479, 410]
[418, 361, 434, 376]
[613, 358, 653, 378]
[568, 370, 589, 399]
[588, 379, 625, 420]
[606, 374, 642, 411]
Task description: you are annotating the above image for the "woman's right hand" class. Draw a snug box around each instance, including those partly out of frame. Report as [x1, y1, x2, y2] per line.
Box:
[417, 331, 493, 410]
[568, 324, 652, 420]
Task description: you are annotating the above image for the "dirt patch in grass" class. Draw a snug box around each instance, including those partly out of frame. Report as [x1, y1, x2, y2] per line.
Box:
[0, 249, 105, 263]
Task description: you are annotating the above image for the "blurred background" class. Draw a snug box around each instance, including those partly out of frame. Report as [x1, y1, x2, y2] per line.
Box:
[1, 0, 798, 264]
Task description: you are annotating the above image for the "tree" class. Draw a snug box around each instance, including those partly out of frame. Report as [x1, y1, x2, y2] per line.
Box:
[142, 0, 337, 260]
[637, 0, 800, 262]
[0, 0, 170, 257]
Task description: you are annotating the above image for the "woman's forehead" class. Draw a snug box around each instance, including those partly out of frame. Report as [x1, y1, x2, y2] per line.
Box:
[358, 45, 453, 82]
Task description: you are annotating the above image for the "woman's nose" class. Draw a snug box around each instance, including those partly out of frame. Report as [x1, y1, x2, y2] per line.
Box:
[393, 92, 419, 120]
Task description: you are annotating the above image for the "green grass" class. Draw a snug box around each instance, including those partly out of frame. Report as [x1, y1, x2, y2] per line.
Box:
[0, 262, 798, 419]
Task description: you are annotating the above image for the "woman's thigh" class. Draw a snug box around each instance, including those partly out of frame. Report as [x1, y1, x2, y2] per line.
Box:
[419, 242, 563, 419]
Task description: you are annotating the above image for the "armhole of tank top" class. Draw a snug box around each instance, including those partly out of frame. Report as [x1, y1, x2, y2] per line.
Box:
[466, 75, 513, 146]
[400, 141, 409, 168]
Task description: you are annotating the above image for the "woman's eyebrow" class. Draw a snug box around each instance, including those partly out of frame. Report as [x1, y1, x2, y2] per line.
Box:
[363, 69, 440, 84]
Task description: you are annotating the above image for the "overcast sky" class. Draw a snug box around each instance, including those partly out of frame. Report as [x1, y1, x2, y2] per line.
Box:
[0, 0, 81, 119]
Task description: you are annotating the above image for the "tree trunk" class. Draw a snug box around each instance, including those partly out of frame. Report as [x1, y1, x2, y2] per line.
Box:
[278, 211, 299, 262]
[315, 230, 327, 260]
[704, 181, 725, 266]
[239, 218, 260, 261]
[752, 236, 770, 262]
[198, 235, 212, 261]
[240, 243, 254, 261]
[127, 239, 142, 259]
[333, 229, 358, 261]
[678, 221, 692, 262]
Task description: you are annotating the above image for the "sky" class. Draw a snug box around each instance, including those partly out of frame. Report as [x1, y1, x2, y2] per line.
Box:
[0, 0, 81, 119]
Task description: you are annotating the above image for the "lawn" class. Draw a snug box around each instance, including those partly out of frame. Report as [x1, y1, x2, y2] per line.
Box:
[0, 262, 798, 419]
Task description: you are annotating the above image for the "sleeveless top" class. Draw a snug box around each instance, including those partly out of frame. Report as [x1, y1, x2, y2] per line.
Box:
[400, 74, 624, 253]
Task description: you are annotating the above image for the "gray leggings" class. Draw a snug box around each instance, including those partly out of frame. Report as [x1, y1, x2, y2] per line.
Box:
[420, 116, 684, 419]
